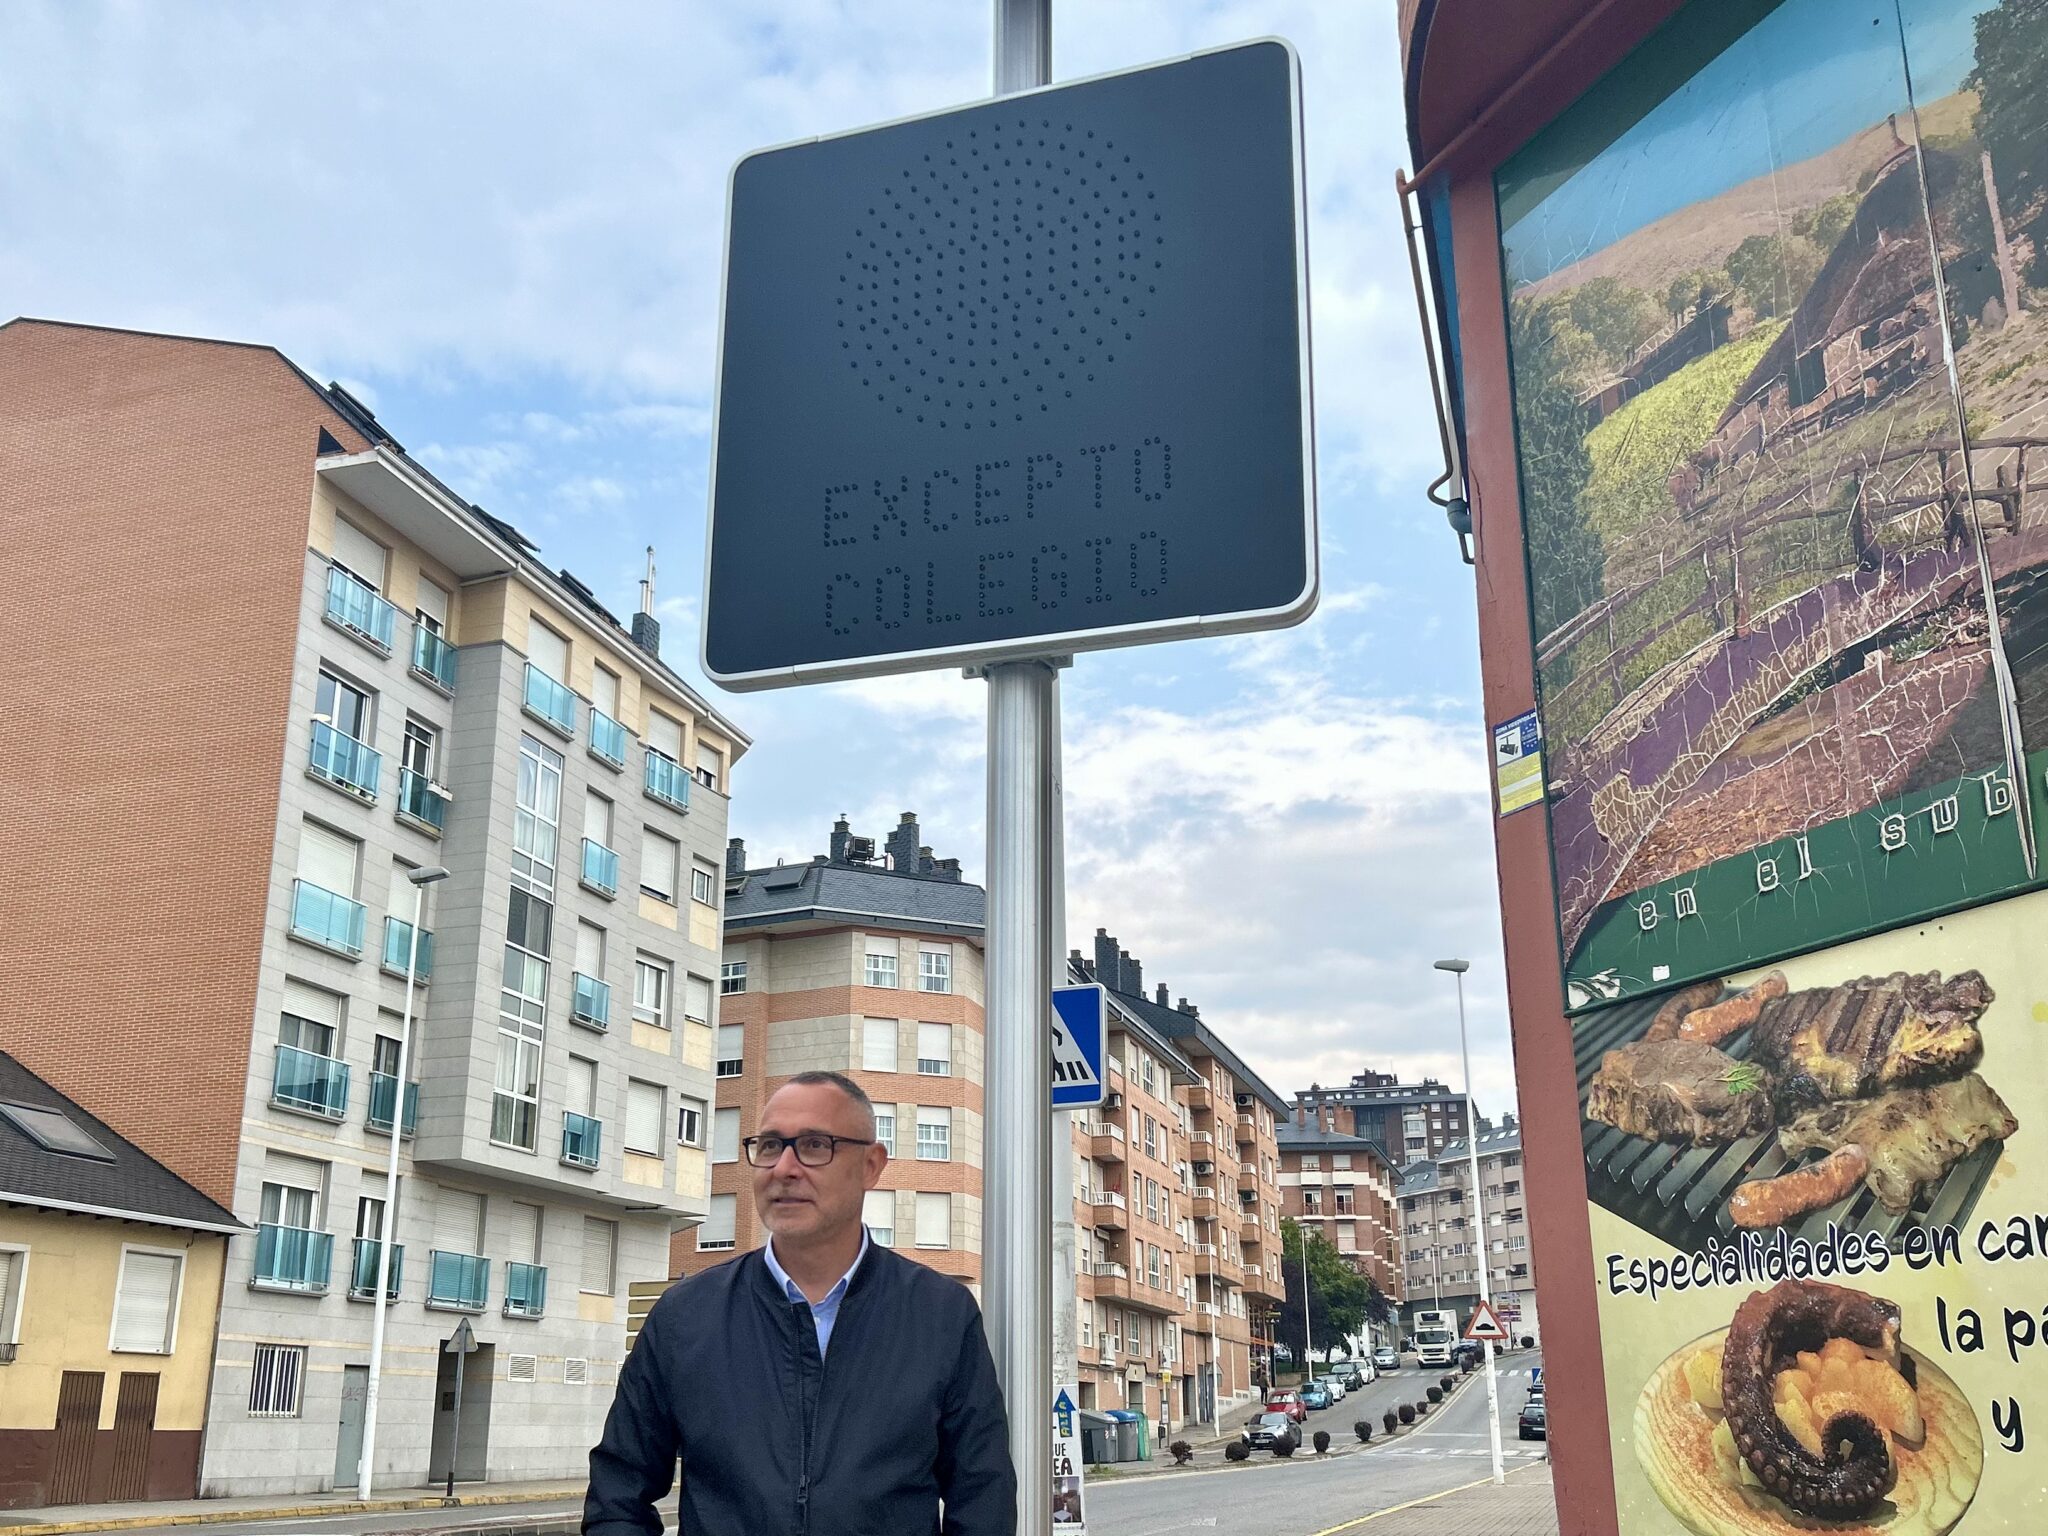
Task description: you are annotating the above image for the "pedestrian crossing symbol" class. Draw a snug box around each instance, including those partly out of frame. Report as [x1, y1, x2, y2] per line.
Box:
[1464, 1299, 1510, 1342]
[1051, 984, 1107, 1110]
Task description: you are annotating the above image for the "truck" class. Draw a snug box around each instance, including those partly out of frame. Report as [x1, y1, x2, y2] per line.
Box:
[1413, 1309, 1457, 1367]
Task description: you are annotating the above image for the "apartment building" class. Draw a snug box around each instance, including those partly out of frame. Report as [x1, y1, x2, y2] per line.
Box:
[1070, 932, 1289, 1430]
[0, 320, 746, 1496]
[1274, 1110, 1403, 1319]
[1394, 1118, 1539, 1344]
[1295, 1070, 1476, 1162]
[671, 814, 986, 1286]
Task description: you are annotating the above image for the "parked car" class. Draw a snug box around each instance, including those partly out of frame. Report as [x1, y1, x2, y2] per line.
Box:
[1526, 1378, 1546, 1400]
[1245, 1410, 1296, 1448]
[1519, 1397, 1547, 1440]
[1266, 1389, 1308, 1424]
[1338, 1362, 1368, 1390]
[1300, 1382, 1333, 1410]
[1374, 1346, 1399, 1372]
[1316, 1375, 1347, 1402]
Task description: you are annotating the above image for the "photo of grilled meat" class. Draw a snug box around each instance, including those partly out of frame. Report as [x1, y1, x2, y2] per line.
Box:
[1777, 1073, 2018, 1213]
[1588, 1039, 1776, 1145]
[1750, 971, 1992, 1104]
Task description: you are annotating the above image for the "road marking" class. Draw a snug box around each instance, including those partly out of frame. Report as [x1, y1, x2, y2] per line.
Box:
[1303, 1462, 1547, 1536]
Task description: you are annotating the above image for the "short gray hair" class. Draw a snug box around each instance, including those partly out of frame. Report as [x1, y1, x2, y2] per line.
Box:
[777, 1070, 877, 1138]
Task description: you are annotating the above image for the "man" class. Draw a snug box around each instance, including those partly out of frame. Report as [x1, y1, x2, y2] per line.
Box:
[584, 1070, 1017, 1535]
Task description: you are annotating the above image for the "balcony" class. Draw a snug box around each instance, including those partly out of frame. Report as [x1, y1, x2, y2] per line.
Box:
[1240, 1216, 1266, 1249]
[580, 838, 620, 898]
[1084, 1122, 1126, 1164]
[1185, 1084, 1213, 1112]
[589, 710, 628, 770]
[1235, 1112, 1257, 1145]
[271, 1044, 349, 1120]
[1188, 1241, 1217, 1258]
[324, 564, 396, 652]
[426, 1251, 489, 1312]
[522, 663, 577, 738]
[1191, 1187, 1219, 1221]
[348, 1237, 403, 1300]
[289, 880, 366, 958]
[381, 917, 435, 981]
[365, 1072, 419, 1138]
[1089, 1191, 1127, 1230]
[252, 1224, 333, 1294]
[503, 1262, 548, 1319]
[1237, 1161, 1259, 1191]
[571, 972, 611, 1031]
[643, 750, 691, 811]
[1189, 1130, 1215, 1150]
[396, 768, 449, 834]
[308, 720, 382, 802]
[409, 623, 456, 692]
[561, 1110, 602, 1169]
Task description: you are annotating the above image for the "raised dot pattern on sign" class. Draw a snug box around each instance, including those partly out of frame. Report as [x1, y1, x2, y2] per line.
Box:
[836, 118, 1161, 432]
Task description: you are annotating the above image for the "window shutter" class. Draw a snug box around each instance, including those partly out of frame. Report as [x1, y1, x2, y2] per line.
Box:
[415, 578, 449, 628]
[0, 1250, 18, 1339]
[297, 822, 358, 893]
[695, 741, 722, 781]
[433, 1188, 484, 1256]
[575, 923, 604, 975]
[512, 1202, 543, 1263]
[915, 1193, 949, 1248]
[585, 790, 613, 843]
[917, 1022, 952, 1070]
[863, 1018, 898, 1072]
[581, 1216, 616, 1294]
[700, 1195, 736, 1246]
[332, 519, 387, 588]
[571, 1056, 598, 1116]
[684, 974, 713, 1024]
[112, 1252, 180, 1352]
[862, 1191, 895, 1243]
[626, 1081, 663, 1154]
[648, 712, 684, 759]
[640, 829, 675, 897]
[528, 621, 569, 681]
[592, 666, 621, 719]
[713, 1107, 740, 1163]
[717, 1024, 743, 1063]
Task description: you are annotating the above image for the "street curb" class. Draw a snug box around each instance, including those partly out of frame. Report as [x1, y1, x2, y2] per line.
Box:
[3, 1488, 586, 1535]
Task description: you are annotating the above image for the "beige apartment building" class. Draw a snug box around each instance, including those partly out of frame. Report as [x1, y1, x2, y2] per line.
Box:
[1395, 1117, 1540, 1344]
[0, 319, 745, 1495]
[1275, 1110, 1403, 1321]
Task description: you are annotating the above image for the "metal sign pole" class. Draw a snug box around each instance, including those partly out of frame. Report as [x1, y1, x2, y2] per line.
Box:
[1452, 967, 1505, 1487]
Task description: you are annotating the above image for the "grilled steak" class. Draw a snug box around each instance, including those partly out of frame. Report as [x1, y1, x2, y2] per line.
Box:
[1777, 1072, 2018, 1212]
[1752, 970, 1991, 1103]
[1587, 1040, 1774, 1144]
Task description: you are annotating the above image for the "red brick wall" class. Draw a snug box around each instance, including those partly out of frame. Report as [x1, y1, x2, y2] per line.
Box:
[0, 320, 366, 1205]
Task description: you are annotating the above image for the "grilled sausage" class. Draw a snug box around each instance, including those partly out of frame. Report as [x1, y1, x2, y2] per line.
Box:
[1677, 969, 1788, 1046]
[1643, 979, 1723, 1043]
[1727, 1145, 1870, 1229]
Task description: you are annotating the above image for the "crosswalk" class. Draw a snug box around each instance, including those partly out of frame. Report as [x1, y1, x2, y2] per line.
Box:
[1379, 1444, 1547, 1459]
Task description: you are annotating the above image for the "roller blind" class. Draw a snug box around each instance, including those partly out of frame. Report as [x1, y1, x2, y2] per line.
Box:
[112, 1251, 180, 1352]
[648, 712, 684, 759]
[297, 822, 358, 893]
[915, 1193, 949, 1248]
[626, 1080, 663, 1155]
[575, 922, 604, 975]
[592, 666, 620, 719]
[414, 578, 448, 628]
[332, 519, 387, 588]
[684, 974, 713, 1024]
[433, 1188, 484, 1255]
[581, 1217, 616, 1294]
[528, 621, 569, 681]
[863, 1018, 898, 1071]
[282, 980, 341, 1028]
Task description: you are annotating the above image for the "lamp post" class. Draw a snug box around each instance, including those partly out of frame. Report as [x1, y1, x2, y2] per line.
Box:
[358, 864, 449, 1499]
[1298, 1221, 1314, 1379]
[1435, 958, 1503, 1486]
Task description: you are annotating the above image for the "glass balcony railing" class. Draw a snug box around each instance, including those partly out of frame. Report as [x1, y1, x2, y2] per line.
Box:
[561, 1111, 602, 1169]
[643, 750, 691, 811]
[410, 624, 456, 691]
[427, 1250, 489, 1312]
[290, 880, 366, 957]
[396, 768, 449, 832]
[589, 710, 628, 768]
[324, 565, 396, 651]
[308, 720, 381, 801]
[272, 1044, 350, 1119]
[252, 1224, 333, 1293]
[381, 917, 435, 980]
[523, 664, 576, 737]
[580, 838, 619, 897]
[349, 1237, 403, 1300]
[366, 1072, 419, 1137]
[503, 1261, 547, 1319]
[572, 972, 611, 1030]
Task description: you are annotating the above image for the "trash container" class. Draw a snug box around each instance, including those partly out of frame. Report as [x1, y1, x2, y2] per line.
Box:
[1105, 1409, 1140, 1461]
[1081, 1424, 1114, 1464]
[1134, 1414, 1150, 1461]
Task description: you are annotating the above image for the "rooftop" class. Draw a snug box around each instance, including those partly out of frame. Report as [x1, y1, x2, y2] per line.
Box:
[725, 813, 984, 939]
[1275, 1120, 1397, 1165]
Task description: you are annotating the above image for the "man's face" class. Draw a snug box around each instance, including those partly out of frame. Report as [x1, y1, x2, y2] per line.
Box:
[751, 1081, 888, 1246]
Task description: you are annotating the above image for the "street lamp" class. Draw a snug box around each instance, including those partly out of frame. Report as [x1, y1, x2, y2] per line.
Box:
[1434, 957, 1503, 1486]
[359, 864, 449, 1499]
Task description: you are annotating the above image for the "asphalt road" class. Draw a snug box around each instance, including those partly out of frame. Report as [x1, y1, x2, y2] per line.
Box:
[73, 1353, 1545, 1536]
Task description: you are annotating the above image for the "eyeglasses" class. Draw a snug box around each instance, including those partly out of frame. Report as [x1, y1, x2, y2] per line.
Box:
[743, 1132, 874, 1168]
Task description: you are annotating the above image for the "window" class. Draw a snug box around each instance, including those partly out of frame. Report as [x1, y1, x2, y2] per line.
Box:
[713, 1107, 740, 1163]
[648, 709, 684, 763]
[110, 1248, 182, 1353]
[1302, 1189, 1322, 1214]
[260, 1161, 323, 1233]
[626, 1080, 663, 1156]
[691, 860, 717, 906]
[683, 973, 712, 1026]
[716, 1024, 743, 1077]
[401, 717, 436, 782]
[721, 960, 747, 995]
[1147, 1245, 1161, 1287]
[916, 1107, 950, 1161]
[280, 979, 341, 1058]
[513, 737, 563, 894]
[1301, 1154, 1320, 1171]
[592, 664, 620, 720]
[677, 1098, 705, 1147]
[528, 620, 570, 683]
[495, 888, 551, 1150]
[874, 1110, 896, 1156]
[581, 1216, 617, 1294]
[916, 1022, 952, 1076]
[575, 921, 605, 980]
[634, 956, 670, 1028]
[1333, 1153, 1353, 1171]
[915, 1192, 950, 1248]
[864, 937, 898, 989]
[415, 578, 449, 635]
[1141, 1055, 1156, 1096]
[248, 1343, 307, 1417]
[314, 669, 373, 744]
[641, 828, 679, 903]
[695, 740, 724, 791]
[332, 518, 387, 588]
[296, 819, 359, 897]
[863, 1018, 899, 1072]
[863, 1190, 895, 1246]
[586, 789, 614, 848]
[0, 1247, 24, 1344]
[698, 1195, 736, 1253]
[918, 946, 952, 994]
[1143, 1115, 1157, 1158]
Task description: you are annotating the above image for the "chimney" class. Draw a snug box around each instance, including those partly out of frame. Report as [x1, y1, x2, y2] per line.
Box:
[829, 816, 853, 862]
[918, 845, 935, 875]
[1295, 1099, 1307, 1127]
[1121, 950, 1142, 997]
[885, 812, 921, 872]
[1069, 948, 1087, 983]
[934, 857, 962, 882]
[726, 837, 747, 877]
[631, 545, 661, 656]
[1093, 929, 1120, 989]
[1176, 998, 1198, 1017]
[1155, 983, 1169, 1007]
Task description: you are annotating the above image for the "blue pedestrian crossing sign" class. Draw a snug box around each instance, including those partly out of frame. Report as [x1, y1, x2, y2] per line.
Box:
[1051, 984, 1107, 1110]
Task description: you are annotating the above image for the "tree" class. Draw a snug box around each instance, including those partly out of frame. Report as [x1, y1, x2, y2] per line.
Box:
[1792, 193, 1860, 255]
[1507, 296, 1603, 637]
[1568, 276, 1662, 368]
[1273, 1218, 1373, 1364]
[1724, 233, 1822, 319]
[1971, 0, 2048, 237]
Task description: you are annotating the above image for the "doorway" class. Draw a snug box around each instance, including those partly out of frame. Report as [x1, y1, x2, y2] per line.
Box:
[428, 1342, 494, 1485]
[335, 1365, 368, 1487]
[108, 1373, 159, 1500]
[50, 1372, 104, 1504]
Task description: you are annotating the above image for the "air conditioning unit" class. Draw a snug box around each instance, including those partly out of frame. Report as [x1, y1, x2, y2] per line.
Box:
[1104, 1092, 1123, 1109]
[1193, 1161, 1214, 1175]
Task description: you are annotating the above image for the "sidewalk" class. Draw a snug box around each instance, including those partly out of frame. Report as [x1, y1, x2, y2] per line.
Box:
[0, 1481, 585, 1535]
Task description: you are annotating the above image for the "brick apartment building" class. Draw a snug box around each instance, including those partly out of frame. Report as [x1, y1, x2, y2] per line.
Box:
[0, 319, 746, 1496]
[1395, 1117, 1540, 1344]
[1275, 1109, 1403, 1329]
[1295, 1070, 1477, 1162]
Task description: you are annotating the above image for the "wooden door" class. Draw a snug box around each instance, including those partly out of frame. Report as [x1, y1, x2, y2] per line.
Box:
[109, 1373, 159, 1500]
[50, 1371, 103, 1504]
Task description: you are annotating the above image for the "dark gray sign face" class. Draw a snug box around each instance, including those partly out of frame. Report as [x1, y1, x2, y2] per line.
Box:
[703, 39, 1315, 689]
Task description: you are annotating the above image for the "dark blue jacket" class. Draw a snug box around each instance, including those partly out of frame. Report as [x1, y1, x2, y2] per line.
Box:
[584, 1244, 1017, 1536]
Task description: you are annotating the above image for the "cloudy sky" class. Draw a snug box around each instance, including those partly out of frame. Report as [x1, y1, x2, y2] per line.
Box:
[2, 1, 1516, 1118]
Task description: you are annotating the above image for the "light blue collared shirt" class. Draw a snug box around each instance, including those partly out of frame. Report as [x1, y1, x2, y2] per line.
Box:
[763, 1227, 871, 1359]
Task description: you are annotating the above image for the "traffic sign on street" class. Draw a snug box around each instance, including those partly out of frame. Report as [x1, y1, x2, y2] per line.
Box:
[1464, 1300, 1510, 1342]
[1051, 1383, 1089, 1532]
[704, 40, 1315, 689]
[1051, 984, 1106, 1109]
